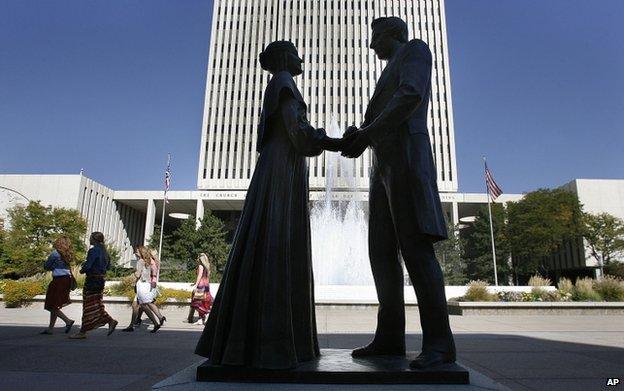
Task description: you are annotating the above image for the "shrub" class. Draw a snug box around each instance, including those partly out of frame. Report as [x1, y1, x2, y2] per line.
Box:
[557, 291, 572, 302]
[108, 275, 136, 301]
[3, 280, 45, 308]
[158, 268, 196, 283]
[542, 290, 562, 301]
[463, 280, 497, 302]
[20, 272, 51, 289]
[524, 290, 561, 302]
[593, 276, 624, 302]
[557, 278, 574, 295]
[498, 291, 523, 302]
[572, 277, 602, 301]
[528, 275, 552, 297]
[71, 266, 85, 290]
[0, 279, 6, 293]
[605, 262, 624, 279]
[528, 275, 552, 287]
[107, 266, 135, 280]
[155, 288, 191, 307]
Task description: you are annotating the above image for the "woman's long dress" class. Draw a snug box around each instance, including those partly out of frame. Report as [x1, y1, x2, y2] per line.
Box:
[195, 71, 326, 369]
[190, 265, 213, 319]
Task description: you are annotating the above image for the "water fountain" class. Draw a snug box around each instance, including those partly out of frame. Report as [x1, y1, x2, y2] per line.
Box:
[310, 117, 374, 286]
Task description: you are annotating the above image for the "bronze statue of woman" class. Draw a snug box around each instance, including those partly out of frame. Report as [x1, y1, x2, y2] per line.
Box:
[195, 41, 344, 369]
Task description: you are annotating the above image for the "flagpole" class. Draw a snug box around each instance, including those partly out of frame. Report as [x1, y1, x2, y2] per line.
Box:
[483, 157, 499, 286]
[157, 197, 165, 283]
[157, 153, 171, 283]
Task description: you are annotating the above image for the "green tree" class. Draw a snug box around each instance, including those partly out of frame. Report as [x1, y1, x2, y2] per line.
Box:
[0, 201, 87, 278]
[434, 222, 467, 285]
[506, 189, 583, 275]
[582, 212, 624, 275]
[0, 226, 7, 267]
[106, 241, 122, 266]
[149, 210, 229, 282]
[604, 262, 624, 279]
[462, 204, 511, 284]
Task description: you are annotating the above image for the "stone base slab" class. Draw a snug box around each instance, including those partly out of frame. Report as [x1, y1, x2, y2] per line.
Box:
[196, 349, 469, 384]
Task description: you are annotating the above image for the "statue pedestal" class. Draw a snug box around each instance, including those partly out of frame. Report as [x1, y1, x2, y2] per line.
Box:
[196, 349, 469, 384]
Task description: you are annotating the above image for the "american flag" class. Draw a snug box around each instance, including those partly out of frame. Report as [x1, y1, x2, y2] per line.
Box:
[164, 154, 171, 203]
[485, 162, 503, 200]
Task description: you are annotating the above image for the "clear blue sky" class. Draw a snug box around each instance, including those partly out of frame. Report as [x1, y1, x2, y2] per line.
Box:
[1, 0, 622, 194]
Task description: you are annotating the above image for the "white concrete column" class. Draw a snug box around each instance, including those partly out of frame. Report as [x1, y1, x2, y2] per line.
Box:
[196, 198, 205, 229]
[143, 199, 156, 245]
[451, 201, 459, 226]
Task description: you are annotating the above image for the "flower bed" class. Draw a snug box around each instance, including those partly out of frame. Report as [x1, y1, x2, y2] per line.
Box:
[1, 275, 194, 308]
[453, 276, 624, 303]
[2, 279, 46, 308]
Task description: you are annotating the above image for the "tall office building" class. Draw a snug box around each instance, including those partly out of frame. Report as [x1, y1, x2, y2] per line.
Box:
[197, 0, 458, 193]
[4, 1, 614, 277]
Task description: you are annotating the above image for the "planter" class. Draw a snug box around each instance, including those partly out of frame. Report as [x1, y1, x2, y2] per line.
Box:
[0, 294, 191, 306]
[448, 301, 624, 315]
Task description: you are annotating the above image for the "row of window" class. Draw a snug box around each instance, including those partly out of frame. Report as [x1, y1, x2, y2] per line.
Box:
[218, 0, 443, 15]
[286, 0, 373, 11]
[219, 0, 376, 14]
[207, 77, 448, 103]
[218, 17, 440, 34]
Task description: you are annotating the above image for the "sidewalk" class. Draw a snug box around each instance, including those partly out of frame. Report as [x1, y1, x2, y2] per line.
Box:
[0, 303, 622, 390]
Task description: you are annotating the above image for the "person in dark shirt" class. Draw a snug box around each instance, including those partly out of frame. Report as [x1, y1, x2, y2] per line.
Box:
[69, 232, 118, 339]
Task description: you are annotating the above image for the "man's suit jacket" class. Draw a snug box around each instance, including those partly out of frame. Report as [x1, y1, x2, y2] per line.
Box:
[363, 39, 447, 241]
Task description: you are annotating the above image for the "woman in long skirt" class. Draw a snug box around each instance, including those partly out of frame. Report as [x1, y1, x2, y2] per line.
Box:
[41, 237, 75, 334]
[195, 41, 345, 369]
[189, 253, 213, 325]
[69, 232, 118, 339]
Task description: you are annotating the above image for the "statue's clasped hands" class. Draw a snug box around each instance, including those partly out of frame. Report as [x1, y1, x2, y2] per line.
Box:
[340, 125, 370, 158]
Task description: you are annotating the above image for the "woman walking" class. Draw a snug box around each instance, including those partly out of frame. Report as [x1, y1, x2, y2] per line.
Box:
[70, 232, 118, 339]
[189, 253, 213, 325]
[122, 247, 145, 332]
[41, 237, 76, 335]
[133, 245, 164, 333]
[149, 248, 166, 325]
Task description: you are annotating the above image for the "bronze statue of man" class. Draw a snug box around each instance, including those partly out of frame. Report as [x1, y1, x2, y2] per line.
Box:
[342, 16, 456, 369]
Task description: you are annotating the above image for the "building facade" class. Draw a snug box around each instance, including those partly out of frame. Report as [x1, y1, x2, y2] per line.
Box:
[197, 0, 457, 192]
[0, 0, 505, 267]
[0, 174, 145, 263]
[3, 1, 621, 279]
[546, 179, 624, 278]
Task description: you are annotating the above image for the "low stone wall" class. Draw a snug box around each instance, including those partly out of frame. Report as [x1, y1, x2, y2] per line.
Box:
[106, 283, 549, 305]
[3, 294, 623, 315]
[0, 294, 190, 306]
[447, 301, 624, 315]
[5, 283, 554, 306]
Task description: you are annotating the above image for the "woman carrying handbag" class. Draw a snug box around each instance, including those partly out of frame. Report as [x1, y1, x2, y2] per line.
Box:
[188, 253, 213, 325]
[133, 246, 165, 333]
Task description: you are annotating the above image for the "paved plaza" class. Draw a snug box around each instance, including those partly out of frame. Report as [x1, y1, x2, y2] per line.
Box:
[0, 302, 622, 390]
